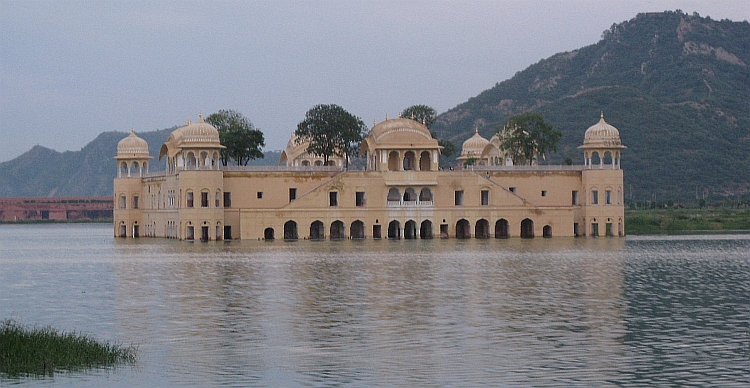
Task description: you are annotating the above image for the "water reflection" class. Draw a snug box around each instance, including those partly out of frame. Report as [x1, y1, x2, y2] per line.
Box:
[1, 225, 747, 387]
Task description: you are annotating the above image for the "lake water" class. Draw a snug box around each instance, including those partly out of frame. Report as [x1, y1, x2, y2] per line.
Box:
[1, 224, 748, 387]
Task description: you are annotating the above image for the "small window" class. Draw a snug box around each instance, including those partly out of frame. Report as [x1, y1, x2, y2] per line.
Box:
[119, 195, 126, 209]
[572, 190, 579, 205]
[201, 192, 209, 208]
[132, 195, 139, 209]
[605, 190, 612, 205]
[591, 190, 599, 205]
[257, 192, 263, 199]
[187, 192, 194, 208]
[509, 187, 516, 193]
[289, 188, 297, 202]
[454, 190, 464, 206]
[223, 192, 231, 208]
[481, 190, 489, 206]
[541, 190, 547, 197]
[356, 191, 366, 207]
[215, 192, 221, 207]
[329, 191, 338, 207]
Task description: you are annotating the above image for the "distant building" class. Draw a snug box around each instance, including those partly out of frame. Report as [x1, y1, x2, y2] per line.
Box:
[0, 197, 113, 222]
[114, 114, 625, 240]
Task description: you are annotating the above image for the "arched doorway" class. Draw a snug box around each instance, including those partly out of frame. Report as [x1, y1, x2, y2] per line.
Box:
[310, 221, 325, 240]
[404, 220, 417, 239]
[264, 227, 275, 240]
[284, 220, 298, 240]
[419, 151, 431, 171]
[521, 218, 534, 238]
[420, 220, 433, 239]
[330, 220, 345, 239]
[543, 225, 552, 238]
[350, 220, 365, 239]
[456, 219, 471, 239]
[475, 219, 490, 239]
[495, 219, 509, 238]
[388, 220, 401, 239]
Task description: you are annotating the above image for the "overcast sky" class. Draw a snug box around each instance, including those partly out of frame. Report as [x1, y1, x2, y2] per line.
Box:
[1, 1, 748, 162]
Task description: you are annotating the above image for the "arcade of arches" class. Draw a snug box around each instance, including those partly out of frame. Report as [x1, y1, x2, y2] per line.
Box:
[260, 218, 549, 240]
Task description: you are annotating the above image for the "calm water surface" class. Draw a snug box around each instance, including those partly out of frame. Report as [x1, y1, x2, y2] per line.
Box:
[1, 224, 748, 387]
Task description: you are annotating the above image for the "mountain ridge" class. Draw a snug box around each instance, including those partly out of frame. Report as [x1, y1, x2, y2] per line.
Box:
[431, 10, 749, 202]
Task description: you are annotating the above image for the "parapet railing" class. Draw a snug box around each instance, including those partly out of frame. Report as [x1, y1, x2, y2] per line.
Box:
[222, 166, 345, 172]
[386, 200, 434, 208]
[458, 165, 586, 172]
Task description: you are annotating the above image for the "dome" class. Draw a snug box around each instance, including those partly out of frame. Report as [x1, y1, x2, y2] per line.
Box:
[116, 129, 150, 159]
[581, 113, 624, 148]
[369, 118, 435, 145]
[177, 114, 221, 147]
[460, 129, 489, 157]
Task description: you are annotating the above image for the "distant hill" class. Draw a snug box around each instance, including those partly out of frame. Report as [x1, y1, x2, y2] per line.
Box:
[432, 11, 749, 202]
[0, 128, 281, 197]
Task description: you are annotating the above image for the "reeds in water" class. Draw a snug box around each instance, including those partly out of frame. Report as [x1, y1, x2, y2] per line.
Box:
[0, 319, 136, 377]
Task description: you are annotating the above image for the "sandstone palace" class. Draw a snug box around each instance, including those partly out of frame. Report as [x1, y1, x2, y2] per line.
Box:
[114, 114, 625, 241]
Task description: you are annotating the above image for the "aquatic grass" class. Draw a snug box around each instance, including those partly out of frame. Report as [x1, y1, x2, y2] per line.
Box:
[0, 319, 136, 377]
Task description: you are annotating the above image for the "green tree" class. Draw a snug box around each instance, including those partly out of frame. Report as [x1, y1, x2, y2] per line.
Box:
[206, 110, 265, 166]
[497, 112, 561, 165]
[401, 105, 437, 128]
[295, 104, 368, 168]
[401, 104, 457, 161]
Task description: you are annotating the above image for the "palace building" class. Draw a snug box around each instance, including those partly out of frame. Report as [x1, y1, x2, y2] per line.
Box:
[114, 114, 625, 240]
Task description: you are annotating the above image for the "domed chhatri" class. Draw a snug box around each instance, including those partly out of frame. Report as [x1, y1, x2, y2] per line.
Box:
[581, 113, 625, 148]
[458, 128, 489, 164]
[158, 114, 225, 174]
[578, 113, 626, 170]
[115, 129, 151, 178]
[116, 129, 150, 159]
[360, 117, 441, 172]
[177, 114, 221, 147]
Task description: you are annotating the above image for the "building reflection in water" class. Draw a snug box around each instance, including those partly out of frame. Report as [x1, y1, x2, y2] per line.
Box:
[113, 237, 628, 385]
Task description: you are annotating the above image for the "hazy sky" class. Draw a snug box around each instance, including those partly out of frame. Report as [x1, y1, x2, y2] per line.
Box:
[1, 1, 748, 162]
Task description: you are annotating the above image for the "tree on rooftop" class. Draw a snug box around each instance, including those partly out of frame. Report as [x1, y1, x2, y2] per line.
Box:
[206, 110, 265, 166]
[295, 104, 368, 168]
[497, 112, 561, 165]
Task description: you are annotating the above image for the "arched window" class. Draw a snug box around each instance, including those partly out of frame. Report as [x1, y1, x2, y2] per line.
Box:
[119, 162, 128, 177]
[387, 188, 401, 202]
[419, 151, 431, 171]
[264, 228, 275, 240]
[388, 151, 400, 171]
[419, 188, 433, 202]
[403, 151, 416, 170]
[186, 152, 196, 169]
[301, 160, 310, 166]
[403, 188, 417, 202]
[543, 225, 552, 238]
